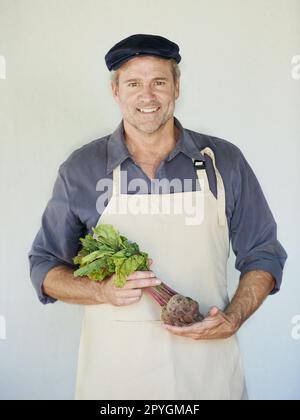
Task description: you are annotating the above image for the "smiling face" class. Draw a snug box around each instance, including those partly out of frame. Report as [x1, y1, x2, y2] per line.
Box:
[111, 56, 180, 135]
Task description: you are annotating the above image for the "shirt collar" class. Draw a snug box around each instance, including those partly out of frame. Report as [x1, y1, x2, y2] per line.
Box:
[106, 116, 206, 175]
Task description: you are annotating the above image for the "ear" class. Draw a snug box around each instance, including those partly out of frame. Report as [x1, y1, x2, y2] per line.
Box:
[111, 82, 120, 104]
[175, 78, 180, 100]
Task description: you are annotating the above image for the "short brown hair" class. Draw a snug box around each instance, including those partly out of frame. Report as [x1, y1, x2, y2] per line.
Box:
[110, 58, 181, 87]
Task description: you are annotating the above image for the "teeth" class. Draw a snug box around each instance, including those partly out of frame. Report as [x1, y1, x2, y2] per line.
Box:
[138, 107, 159, 113]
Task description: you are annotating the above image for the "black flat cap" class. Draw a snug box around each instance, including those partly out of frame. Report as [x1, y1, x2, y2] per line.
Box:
[105, 34, 181, 71]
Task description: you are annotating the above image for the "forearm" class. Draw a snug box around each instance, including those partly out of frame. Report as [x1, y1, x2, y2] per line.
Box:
[225, 270, 276, 331]
[43, 265, 108, 305]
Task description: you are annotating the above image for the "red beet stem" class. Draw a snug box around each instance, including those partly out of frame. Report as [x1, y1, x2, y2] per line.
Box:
[155, 286, 173, 302]
[147, 281, 178, 307]
[146, 288, 166, 306]
[160, 282, 177, 295]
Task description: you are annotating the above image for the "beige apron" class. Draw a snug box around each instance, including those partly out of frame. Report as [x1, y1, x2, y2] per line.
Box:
[75, 147, 247, 400]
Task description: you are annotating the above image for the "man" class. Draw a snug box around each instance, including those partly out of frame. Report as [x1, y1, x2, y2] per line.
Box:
[29, 34, 288, 400]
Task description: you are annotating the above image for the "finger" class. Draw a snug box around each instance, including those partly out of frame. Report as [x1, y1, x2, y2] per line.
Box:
[148, 258, 153, 266]
[115, 288, 142, 298]
[162, 327, 197, 339]
[161, 323, 198, 334]
[117, 296, 141, 306]
[123, 277, 161, 289]
[126, 271, 156, 281]
[207, 306, 220, 317]
[162, 320, 219, 335]
[200, 317, 224, 328]
[162, 324, 218, 340]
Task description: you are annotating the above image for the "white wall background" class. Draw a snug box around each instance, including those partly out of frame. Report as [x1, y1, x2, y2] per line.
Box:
[0, 0, 299, 400]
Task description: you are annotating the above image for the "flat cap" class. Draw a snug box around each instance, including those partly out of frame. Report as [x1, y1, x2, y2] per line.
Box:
[105, 34, 181, 71]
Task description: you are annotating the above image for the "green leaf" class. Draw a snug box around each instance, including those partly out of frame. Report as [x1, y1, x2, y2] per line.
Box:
[114, 254, 147, 287]
[119, 235, 130, 248]
[80, 249, 115, 265]
[73, 248, 90, 265]
[92, 224, 122, 250]
[74, 258, 108, 277]
[79, 234, 99, 253]
[88, 267, 112, 281]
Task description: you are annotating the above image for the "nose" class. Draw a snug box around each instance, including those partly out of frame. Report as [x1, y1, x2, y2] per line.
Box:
[139, 83, 156, 100]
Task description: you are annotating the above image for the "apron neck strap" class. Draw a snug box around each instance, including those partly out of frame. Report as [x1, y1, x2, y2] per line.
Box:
[193, 147, 226, 227]
[112, 164, 121, 196]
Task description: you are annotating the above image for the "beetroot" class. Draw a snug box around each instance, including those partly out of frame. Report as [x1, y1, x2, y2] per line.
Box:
[161, 294, 204, 326]
[146, 282, 204, 326]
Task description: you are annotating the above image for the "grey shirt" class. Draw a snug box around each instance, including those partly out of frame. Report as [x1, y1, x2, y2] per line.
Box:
[29, 117, 288, 304]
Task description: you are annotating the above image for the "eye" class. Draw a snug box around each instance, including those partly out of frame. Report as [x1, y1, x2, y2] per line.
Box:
[155, 81, 166, 86]
[128, 82, 139, 87]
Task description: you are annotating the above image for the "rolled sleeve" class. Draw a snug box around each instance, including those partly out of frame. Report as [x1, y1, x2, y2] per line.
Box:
[229, 151, 288, 294]
[28, 166, 85, 304]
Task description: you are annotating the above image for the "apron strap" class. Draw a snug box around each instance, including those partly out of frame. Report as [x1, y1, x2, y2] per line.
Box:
[193, 147, 226, 227]
[112, 165, 121, 196]
[193, 159, 210, 192]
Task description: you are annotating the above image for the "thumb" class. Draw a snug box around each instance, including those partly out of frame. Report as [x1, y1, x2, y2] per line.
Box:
[208, 306, 219, 317]
[148, 258, 153, 266]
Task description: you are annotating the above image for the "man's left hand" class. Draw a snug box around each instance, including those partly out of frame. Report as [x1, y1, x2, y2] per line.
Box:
[161, 307, 240, 340]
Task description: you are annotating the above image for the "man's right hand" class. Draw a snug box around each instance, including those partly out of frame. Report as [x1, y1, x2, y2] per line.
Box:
[43, 260, 161, 306]
[102, 270, 161, 307]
